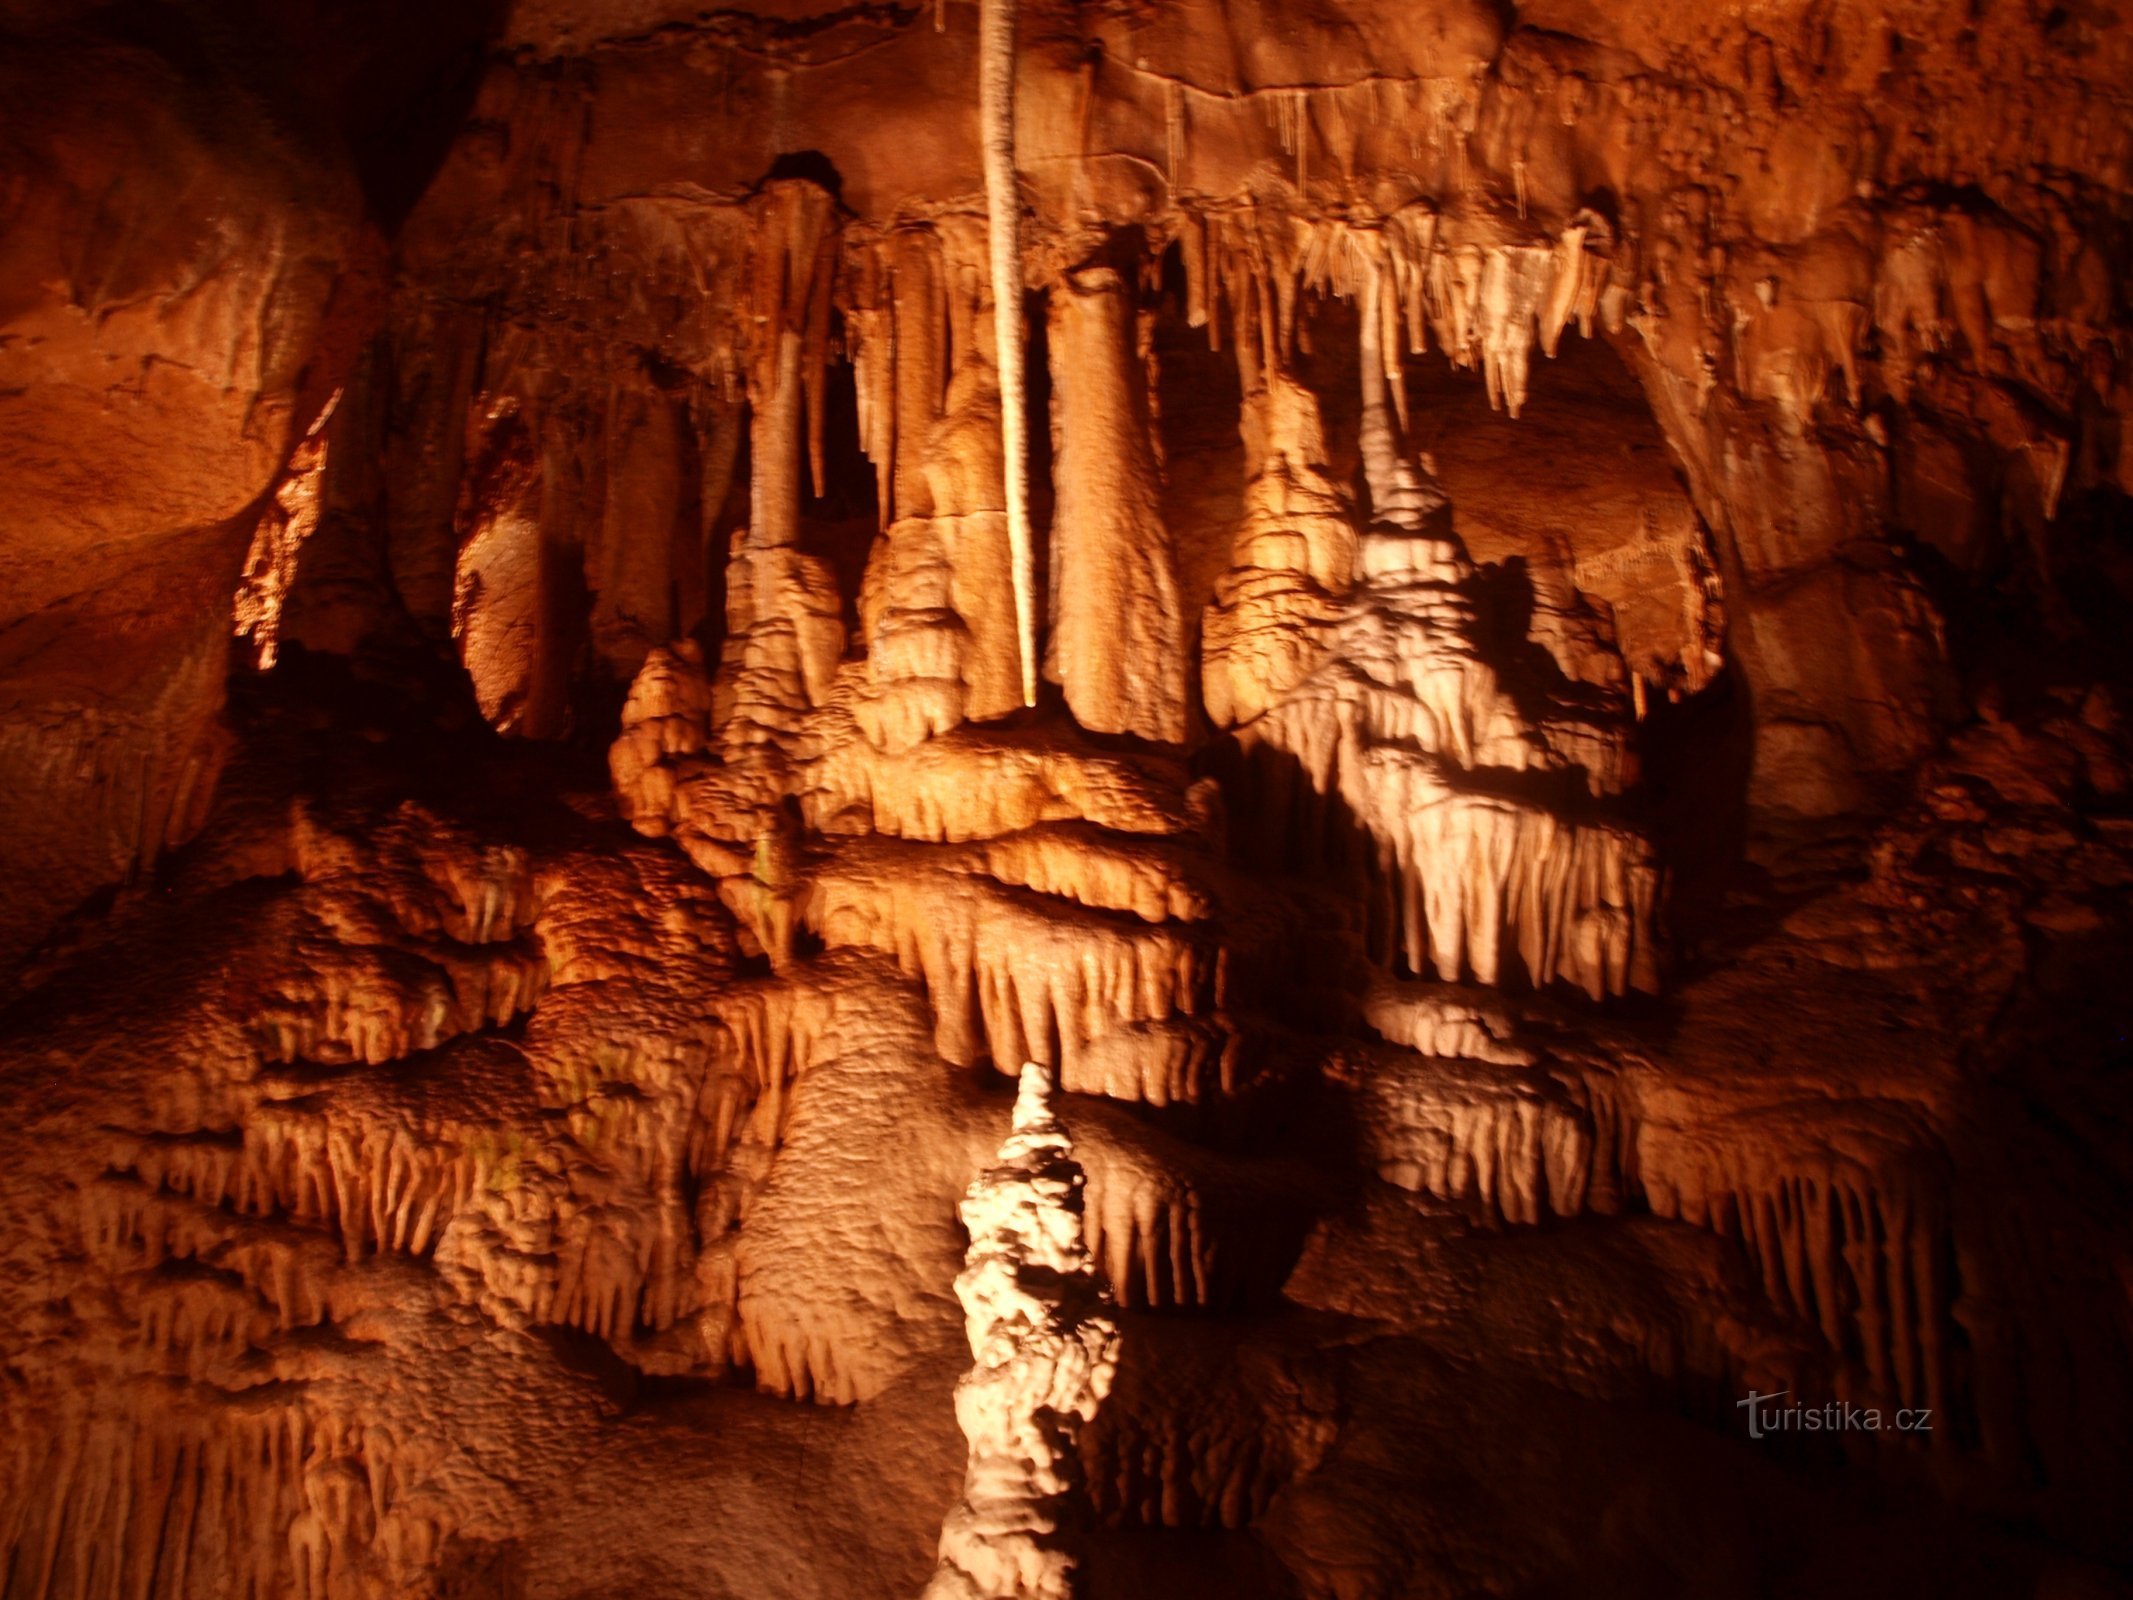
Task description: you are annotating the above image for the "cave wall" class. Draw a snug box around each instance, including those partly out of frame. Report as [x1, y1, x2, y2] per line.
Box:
[301, 0, 2133, 810]
[0, 0, 502, 966]
[7, 0, 2129, 960]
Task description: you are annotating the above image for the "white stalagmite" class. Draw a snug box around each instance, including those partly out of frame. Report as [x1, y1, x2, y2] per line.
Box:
[923, 1064, 1121, 1600]
[979, 0, 1038, 707]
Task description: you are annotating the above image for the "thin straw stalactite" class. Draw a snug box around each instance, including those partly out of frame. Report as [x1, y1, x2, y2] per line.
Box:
[980, 0, 1038, 707]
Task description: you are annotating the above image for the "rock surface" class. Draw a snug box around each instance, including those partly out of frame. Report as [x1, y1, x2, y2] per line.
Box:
[2, 2, 2131, 1597]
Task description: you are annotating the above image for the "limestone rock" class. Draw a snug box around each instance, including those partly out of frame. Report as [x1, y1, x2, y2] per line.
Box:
[1046, 264, 1191, 746]
[5, 4, 2133, 1597]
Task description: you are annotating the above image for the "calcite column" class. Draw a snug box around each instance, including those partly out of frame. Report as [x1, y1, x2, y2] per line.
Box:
[849, 226, 1023, 749]
[658, 181, 848, 880]
[1045, 264, 1190, 745]
[751, 319, 805, 554]
[731, 182, 845, 727]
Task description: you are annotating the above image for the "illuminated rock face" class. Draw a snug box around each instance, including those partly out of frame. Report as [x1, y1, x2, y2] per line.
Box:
[924, 1065, 1119, 1600]
[1045, 263, 1191, 745]
[1204, 228, 1660, 999]
[3, 3, 2133, 1598]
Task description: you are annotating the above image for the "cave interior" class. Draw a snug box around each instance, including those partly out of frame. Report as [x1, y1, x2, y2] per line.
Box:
[2, 1, 2132, 1596]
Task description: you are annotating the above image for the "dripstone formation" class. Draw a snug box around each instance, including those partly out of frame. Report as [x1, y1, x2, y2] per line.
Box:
[2, 2, 2130, 1597]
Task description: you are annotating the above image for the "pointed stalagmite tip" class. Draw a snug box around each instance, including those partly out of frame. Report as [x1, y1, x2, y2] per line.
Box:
[1011, 1060, 1052, 1128]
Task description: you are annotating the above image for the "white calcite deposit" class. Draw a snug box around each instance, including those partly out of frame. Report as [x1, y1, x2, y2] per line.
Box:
[924, 1065, 1120, 1600]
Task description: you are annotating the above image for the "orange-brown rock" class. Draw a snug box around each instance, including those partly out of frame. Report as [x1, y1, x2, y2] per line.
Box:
[3, 3, 2132, 1597]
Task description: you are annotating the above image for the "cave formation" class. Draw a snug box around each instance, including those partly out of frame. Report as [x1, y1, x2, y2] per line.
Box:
[3, 0, 2133, 1595]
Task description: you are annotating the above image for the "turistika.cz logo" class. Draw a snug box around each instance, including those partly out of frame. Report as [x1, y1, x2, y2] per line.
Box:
[1736, 1389, 1933, 1440]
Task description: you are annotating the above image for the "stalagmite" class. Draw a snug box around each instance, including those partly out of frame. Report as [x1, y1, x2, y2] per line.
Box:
[923, 1066, 1119, 1600]
[979, 0, 1038, 708]
[732, 959, 968, 1405]
[609, 640, 717, 833]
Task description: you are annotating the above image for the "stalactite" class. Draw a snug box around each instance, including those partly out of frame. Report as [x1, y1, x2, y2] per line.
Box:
[1165, 80, 1187, 190]
[799, 846, 1243, 1104]
[1354, 247, 1446, 538]
[0, 1397, 441, 1600]
[1082, 1407, 1301, 1532]
[1475, 244, 1553, 418]
[1267, 89, 1309, 193]
[233, 396, 337, 670]
[752, 324, 804, 550]
[1539, 219, 1590, 357]
[1180, 211, 1210, 334]
[248, 938, 549, 1070]
[1357, 1053, 1599, 1223]
[889, 230, 949, 516]
[1075, 1109, 1310, 1311]
[841, 235, 900, 529]
[1328, 1034, 1964, 1422]
[1637, 1103, 1955, 1420]
[1205, 267, 1659, 999]
[804, 225, 835, 502]
[979, 0, 1039, 709]
[746, 183, 838, 552]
